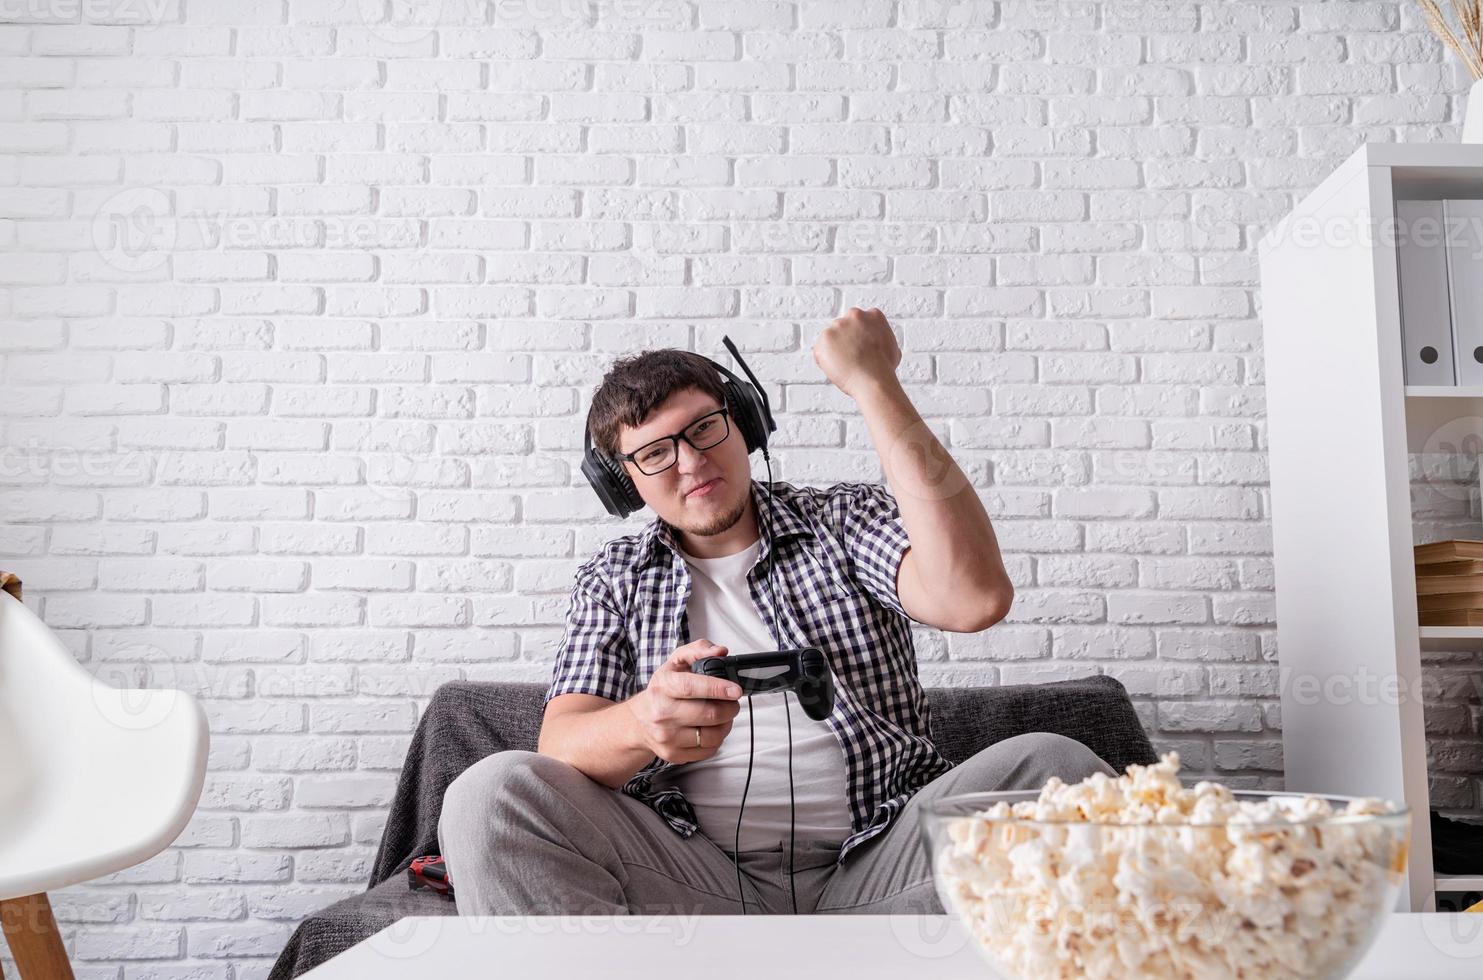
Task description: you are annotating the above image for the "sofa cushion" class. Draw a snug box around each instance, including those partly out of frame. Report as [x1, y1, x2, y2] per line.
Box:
[268, 676, 1155, 978]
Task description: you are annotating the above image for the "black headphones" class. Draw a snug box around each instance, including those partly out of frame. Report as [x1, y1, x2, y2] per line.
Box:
[581, 336, 777, 519]
[580, 335, 805, 915]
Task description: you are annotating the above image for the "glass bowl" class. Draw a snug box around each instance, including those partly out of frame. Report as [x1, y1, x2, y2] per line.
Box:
[920, 789, 1411, 980]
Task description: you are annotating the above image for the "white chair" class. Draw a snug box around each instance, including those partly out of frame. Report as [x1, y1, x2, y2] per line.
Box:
[0, 574, 209, 979]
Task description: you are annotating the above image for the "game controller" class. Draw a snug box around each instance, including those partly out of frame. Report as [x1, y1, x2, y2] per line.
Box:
[694, 649, 835, 721]
[408, 855, 454, 899]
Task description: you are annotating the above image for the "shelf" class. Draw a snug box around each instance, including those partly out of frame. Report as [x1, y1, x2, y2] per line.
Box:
[1419, 627, 1483, 652]
[1436, 874, 1483, 893]
[1262, 143, 1483, 913]
[1403, 392, 1483, 452]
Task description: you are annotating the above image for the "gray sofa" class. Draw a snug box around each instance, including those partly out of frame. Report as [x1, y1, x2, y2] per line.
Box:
[268, 676, 1157, 978]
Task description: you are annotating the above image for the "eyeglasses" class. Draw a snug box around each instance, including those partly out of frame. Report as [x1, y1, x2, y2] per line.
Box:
[617, 408, 732, 476]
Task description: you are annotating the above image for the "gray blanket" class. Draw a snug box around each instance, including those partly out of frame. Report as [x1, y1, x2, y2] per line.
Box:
[268, 676, 1156, 978]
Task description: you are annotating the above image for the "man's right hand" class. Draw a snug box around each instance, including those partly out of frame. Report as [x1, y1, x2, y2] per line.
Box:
[626, 639, 743, 764]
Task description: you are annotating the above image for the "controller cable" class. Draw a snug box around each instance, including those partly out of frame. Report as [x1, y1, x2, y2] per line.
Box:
[730, 446, 799, 916]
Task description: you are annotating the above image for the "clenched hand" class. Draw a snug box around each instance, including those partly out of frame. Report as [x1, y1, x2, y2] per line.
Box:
[626, 639, 743, 764]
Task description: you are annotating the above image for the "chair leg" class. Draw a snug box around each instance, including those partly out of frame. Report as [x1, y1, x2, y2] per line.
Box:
[0, 893, 74, 980]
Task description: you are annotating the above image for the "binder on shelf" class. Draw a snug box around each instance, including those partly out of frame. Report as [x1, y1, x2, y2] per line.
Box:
[1396, 200, 1455, 386]
[1446, 199, 1483, 386]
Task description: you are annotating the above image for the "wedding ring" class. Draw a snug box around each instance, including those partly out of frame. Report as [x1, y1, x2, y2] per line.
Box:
[694, 727, 702, 748]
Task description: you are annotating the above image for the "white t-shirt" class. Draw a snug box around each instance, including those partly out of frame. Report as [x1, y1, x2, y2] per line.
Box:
[649, 537, 854, 852]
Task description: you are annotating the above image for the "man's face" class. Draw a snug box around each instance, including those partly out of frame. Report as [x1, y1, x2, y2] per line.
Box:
[616, 387, 752, 538]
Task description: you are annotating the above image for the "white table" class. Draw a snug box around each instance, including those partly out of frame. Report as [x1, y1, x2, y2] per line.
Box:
[304, 913, 1483, 978]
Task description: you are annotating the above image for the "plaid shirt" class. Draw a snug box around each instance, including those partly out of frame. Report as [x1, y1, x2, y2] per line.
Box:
[542, 478, 955, 865]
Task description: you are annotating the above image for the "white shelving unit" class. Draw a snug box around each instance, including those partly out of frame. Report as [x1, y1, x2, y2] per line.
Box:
[1260, 142, 1483, 913]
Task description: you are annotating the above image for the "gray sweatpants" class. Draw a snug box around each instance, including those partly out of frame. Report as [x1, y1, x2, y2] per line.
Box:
[436, 731, 1115, 916]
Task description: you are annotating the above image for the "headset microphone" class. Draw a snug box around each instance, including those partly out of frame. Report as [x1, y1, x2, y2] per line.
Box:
[580, 336, 798, 916]
[733, 436, 797, 915]
[718, 338, 797, 916]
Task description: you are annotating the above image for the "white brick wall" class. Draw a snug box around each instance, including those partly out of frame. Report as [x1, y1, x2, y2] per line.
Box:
[1, 0, 1479, 972]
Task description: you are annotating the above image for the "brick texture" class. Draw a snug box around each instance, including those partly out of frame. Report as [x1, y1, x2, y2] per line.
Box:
[1, 0, 1479, 971]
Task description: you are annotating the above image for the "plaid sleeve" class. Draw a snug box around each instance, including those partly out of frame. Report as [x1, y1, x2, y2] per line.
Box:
[826, 481, 914, 619]
[543, 554, 636, 706]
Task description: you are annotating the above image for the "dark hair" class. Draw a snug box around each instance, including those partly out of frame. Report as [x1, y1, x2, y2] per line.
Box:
[587, 348, 728, 458]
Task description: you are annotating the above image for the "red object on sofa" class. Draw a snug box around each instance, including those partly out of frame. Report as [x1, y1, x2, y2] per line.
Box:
[408, 855, 453, 899]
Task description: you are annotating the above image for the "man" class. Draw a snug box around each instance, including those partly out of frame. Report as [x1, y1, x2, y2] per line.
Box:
[438, 308, 1115, 916]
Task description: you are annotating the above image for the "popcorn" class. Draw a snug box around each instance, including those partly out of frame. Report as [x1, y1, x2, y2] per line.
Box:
[932, 752, 1407, 980]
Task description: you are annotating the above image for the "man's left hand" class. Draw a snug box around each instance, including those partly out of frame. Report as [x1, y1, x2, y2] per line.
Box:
[813, 307, 902, 400]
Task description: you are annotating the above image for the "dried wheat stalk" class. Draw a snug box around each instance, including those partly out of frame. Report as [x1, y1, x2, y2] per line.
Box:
[1419, 0, 1483, 80]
